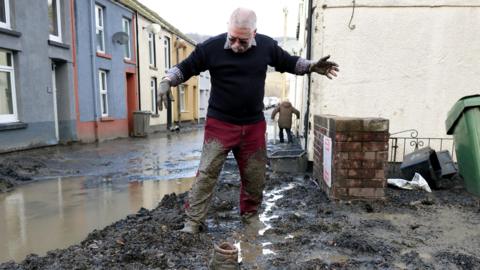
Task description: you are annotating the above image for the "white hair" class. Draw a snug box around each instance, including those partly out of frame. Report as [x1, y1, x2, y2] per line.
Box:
[229, 8, 257, 30]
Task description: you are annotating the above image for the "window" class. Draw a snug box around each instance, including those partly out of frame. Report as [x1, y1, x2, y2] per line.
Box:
[0, 0, 10, 29]
[122, 18, 131, 60]
[164, 36, 171, 70]
[148, 32, 156, 67]
[150, 78, 158, 114]
[48, 0, 62, 42]
[0, 50, 17, 123]
[98, 70, 108, 116]
[95, 5, 105, 53]
[179, 85, 186, 112]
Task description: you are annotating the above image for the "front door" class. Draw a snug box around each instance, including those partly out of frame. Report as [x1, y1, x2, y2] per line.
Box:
[126, 73, 137, 136]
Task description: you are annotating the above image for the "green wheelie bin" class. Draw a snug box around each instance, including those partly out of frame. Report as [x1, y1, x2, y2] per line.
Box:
[446, 94, 480, 196]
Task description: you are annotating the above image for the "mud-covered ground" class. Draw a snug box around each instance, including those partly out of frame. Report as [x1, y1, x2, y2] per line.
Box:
[2, 153, 480, 269]
[1, 122, 480, 269]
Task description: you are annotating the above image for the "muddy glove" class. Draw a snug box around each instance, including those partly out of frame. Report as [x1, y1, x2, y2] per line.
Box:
[157, 79, 174, 111]
[309, 55, 339, 79]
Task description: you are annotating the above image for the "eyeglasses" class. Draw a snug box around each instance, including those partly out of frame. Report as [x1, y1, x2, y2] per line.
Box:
[228, 35, 250, 46]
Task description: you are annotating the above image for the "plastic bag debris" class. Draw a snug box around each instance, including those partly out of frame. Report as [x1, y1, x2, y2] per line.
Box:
[387, 173, 432, 192]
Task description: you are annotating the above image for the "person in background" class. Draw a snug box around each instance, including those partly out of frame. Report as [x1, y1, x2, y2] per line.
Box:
[271, 100, 300, 143]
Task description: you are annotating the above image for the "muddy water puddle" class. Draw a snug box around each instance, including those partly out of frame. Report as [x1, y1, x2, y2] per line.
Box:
[0, 176, 194, 263]
[233, 183, 296, 265]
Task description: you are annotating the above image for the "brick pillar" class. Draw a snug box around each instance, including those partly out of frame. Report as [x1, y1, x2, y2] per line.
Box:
[313, 115, 389, 200]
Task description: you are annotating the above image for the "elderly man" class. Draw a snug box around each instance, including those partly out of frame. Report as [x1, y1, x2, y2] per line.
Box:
[159, 7, 339, 233]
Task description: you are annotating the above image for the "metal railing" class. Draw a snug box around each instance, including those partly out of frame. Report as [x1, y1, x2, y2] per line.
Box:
[388, 129, 456, 163]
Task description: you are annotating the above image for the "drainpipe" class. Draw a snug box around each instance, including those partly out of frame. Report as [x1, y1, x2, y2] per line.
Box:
[89, 0, 99, 141]
[304, 0, 315, 150]
[135, 11, 141, 110]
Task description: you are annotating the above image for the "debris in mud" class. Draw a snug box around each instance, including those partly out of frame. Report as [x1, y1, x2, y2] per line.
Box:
[0, 178, 14, 192]
[2, 132, 480, 269]
[435, 251, 480, 270]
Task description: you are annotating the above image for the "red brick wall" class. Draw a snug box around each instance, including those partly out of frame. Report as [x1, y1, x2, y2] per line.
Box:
[313, 115, 389, 200]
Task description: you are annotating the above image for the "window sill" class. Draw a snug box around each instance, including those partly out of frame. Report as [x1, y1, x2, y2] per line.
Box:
[0, 27, 21, 37]
[124, 58, 136, 65]
[96, 52, 112, 59]
[100, 117, 114, 122]
[0, 122, 28, 131]
[48, 40, 70, 49]
[149, 66, 158, 71]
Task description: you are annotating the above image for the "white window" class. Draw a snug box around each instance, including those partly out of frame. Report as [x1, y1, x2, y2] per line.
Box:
[95, 5, 105, 53]
[0, 50, 17, 123]
[148, 32, 156, 67]
[164, 36, 171, 70]
[98, 70, 108, 116]
[122, 18, 131, 60]
[150, 77, 157, 114]
[0, 0, 10, 29]
[180, 85, 186, 112]
[48, 0, 62, 42]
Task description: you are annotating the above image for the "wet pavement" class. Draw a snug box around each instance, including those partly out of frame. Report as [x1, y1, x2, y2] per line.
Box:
[1, 112, 480, 269]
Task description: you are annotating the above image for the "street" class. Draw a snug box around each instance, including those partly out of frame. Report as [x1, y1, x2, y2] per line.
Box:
[1, 114, 480, 269]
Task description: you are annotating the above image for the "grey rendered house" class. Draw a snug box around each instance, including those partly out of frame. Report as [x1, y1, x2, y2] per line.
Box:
[0, 0, 76, 152]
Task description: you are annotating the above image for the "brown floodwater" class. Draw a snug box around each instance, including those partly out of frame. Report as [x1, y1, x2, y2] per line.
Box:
[0, 176, 194, 263]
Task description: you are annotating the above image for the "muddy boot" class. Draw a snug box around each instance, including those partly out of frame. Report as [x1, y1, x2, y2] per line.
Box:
[180, 220, 206, 234]
[241, 212, 259, 225]
[209, 242, 239, 270]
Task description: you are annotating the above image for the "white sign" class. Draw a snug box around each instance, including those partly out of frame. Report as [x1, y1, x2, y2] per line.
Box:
[323, 136, 332, 187]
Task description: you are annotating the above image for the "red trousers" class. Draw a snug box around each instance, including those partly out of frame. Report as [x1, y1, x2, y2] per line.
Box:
[185, 117, 267, 224]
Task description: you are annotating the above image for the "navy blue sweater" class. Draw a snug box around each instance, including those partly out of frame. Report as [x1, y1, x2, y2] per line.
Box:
[177, 33, 300, 124]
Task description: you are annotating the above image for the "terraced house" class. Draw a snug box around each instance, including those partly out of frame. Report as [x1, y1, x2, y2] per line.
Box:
[120, 0, 199, 132]
[0, 0, 76, 152]
[0, 0, 203, 151]
[74, 0, 138, 142]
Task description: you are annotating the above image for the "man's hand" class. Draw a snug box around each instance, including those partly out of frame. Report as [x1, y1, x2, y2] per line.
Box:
[157, 79, 174, 111]
[309, 55, 339, 79]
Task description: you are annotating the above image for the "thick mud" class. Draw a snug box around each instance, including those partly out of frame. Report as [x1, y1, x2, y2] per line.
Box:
[1, 123, 480, 269]
[2, 156, 479, 269]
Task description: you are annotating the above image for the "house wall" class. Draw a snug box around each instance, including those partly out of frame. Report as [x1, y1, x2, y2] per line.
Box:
[75, 0, 136, 142]
[137, 14, 167, 131]
[0, 0, 75, 152]
[171, 37, 198, 123]
[306, 0, 480, 160]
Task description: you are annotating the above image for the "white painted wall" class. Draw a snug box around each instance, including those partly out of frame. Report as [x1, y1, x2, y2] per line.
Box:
[137, 15, 167, 127]
[306, 0, 480, 160]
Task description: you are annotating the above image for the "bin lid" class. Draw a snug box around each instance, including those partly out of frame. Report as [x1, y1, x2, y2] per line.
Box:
[445, 94, 480, 135]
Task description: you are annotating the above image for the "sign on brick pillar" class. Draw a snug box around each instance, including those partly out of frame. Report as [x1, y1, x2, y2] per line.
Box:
[313, 115, 389, 200]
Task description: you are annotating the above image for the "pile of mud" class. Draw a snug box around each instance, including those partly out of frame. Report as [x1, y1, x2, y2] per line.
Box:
[2, 166, 480, 269]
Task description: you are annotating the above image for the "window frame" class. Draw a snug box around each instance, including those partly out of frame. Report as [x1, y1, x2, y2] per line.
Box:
[164, 36, 171, 70]
[0, 0, 11, 29]
[0, 50, 17, 123]
[179, 84, 186, 113]
[48, 0, 62, 42]
[150, 77, 158, 114]
[95, 4, 105, 53]
[148, 32, 156, 67]
[98, 70, 109, 117]
[122, 17, 131, 60]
